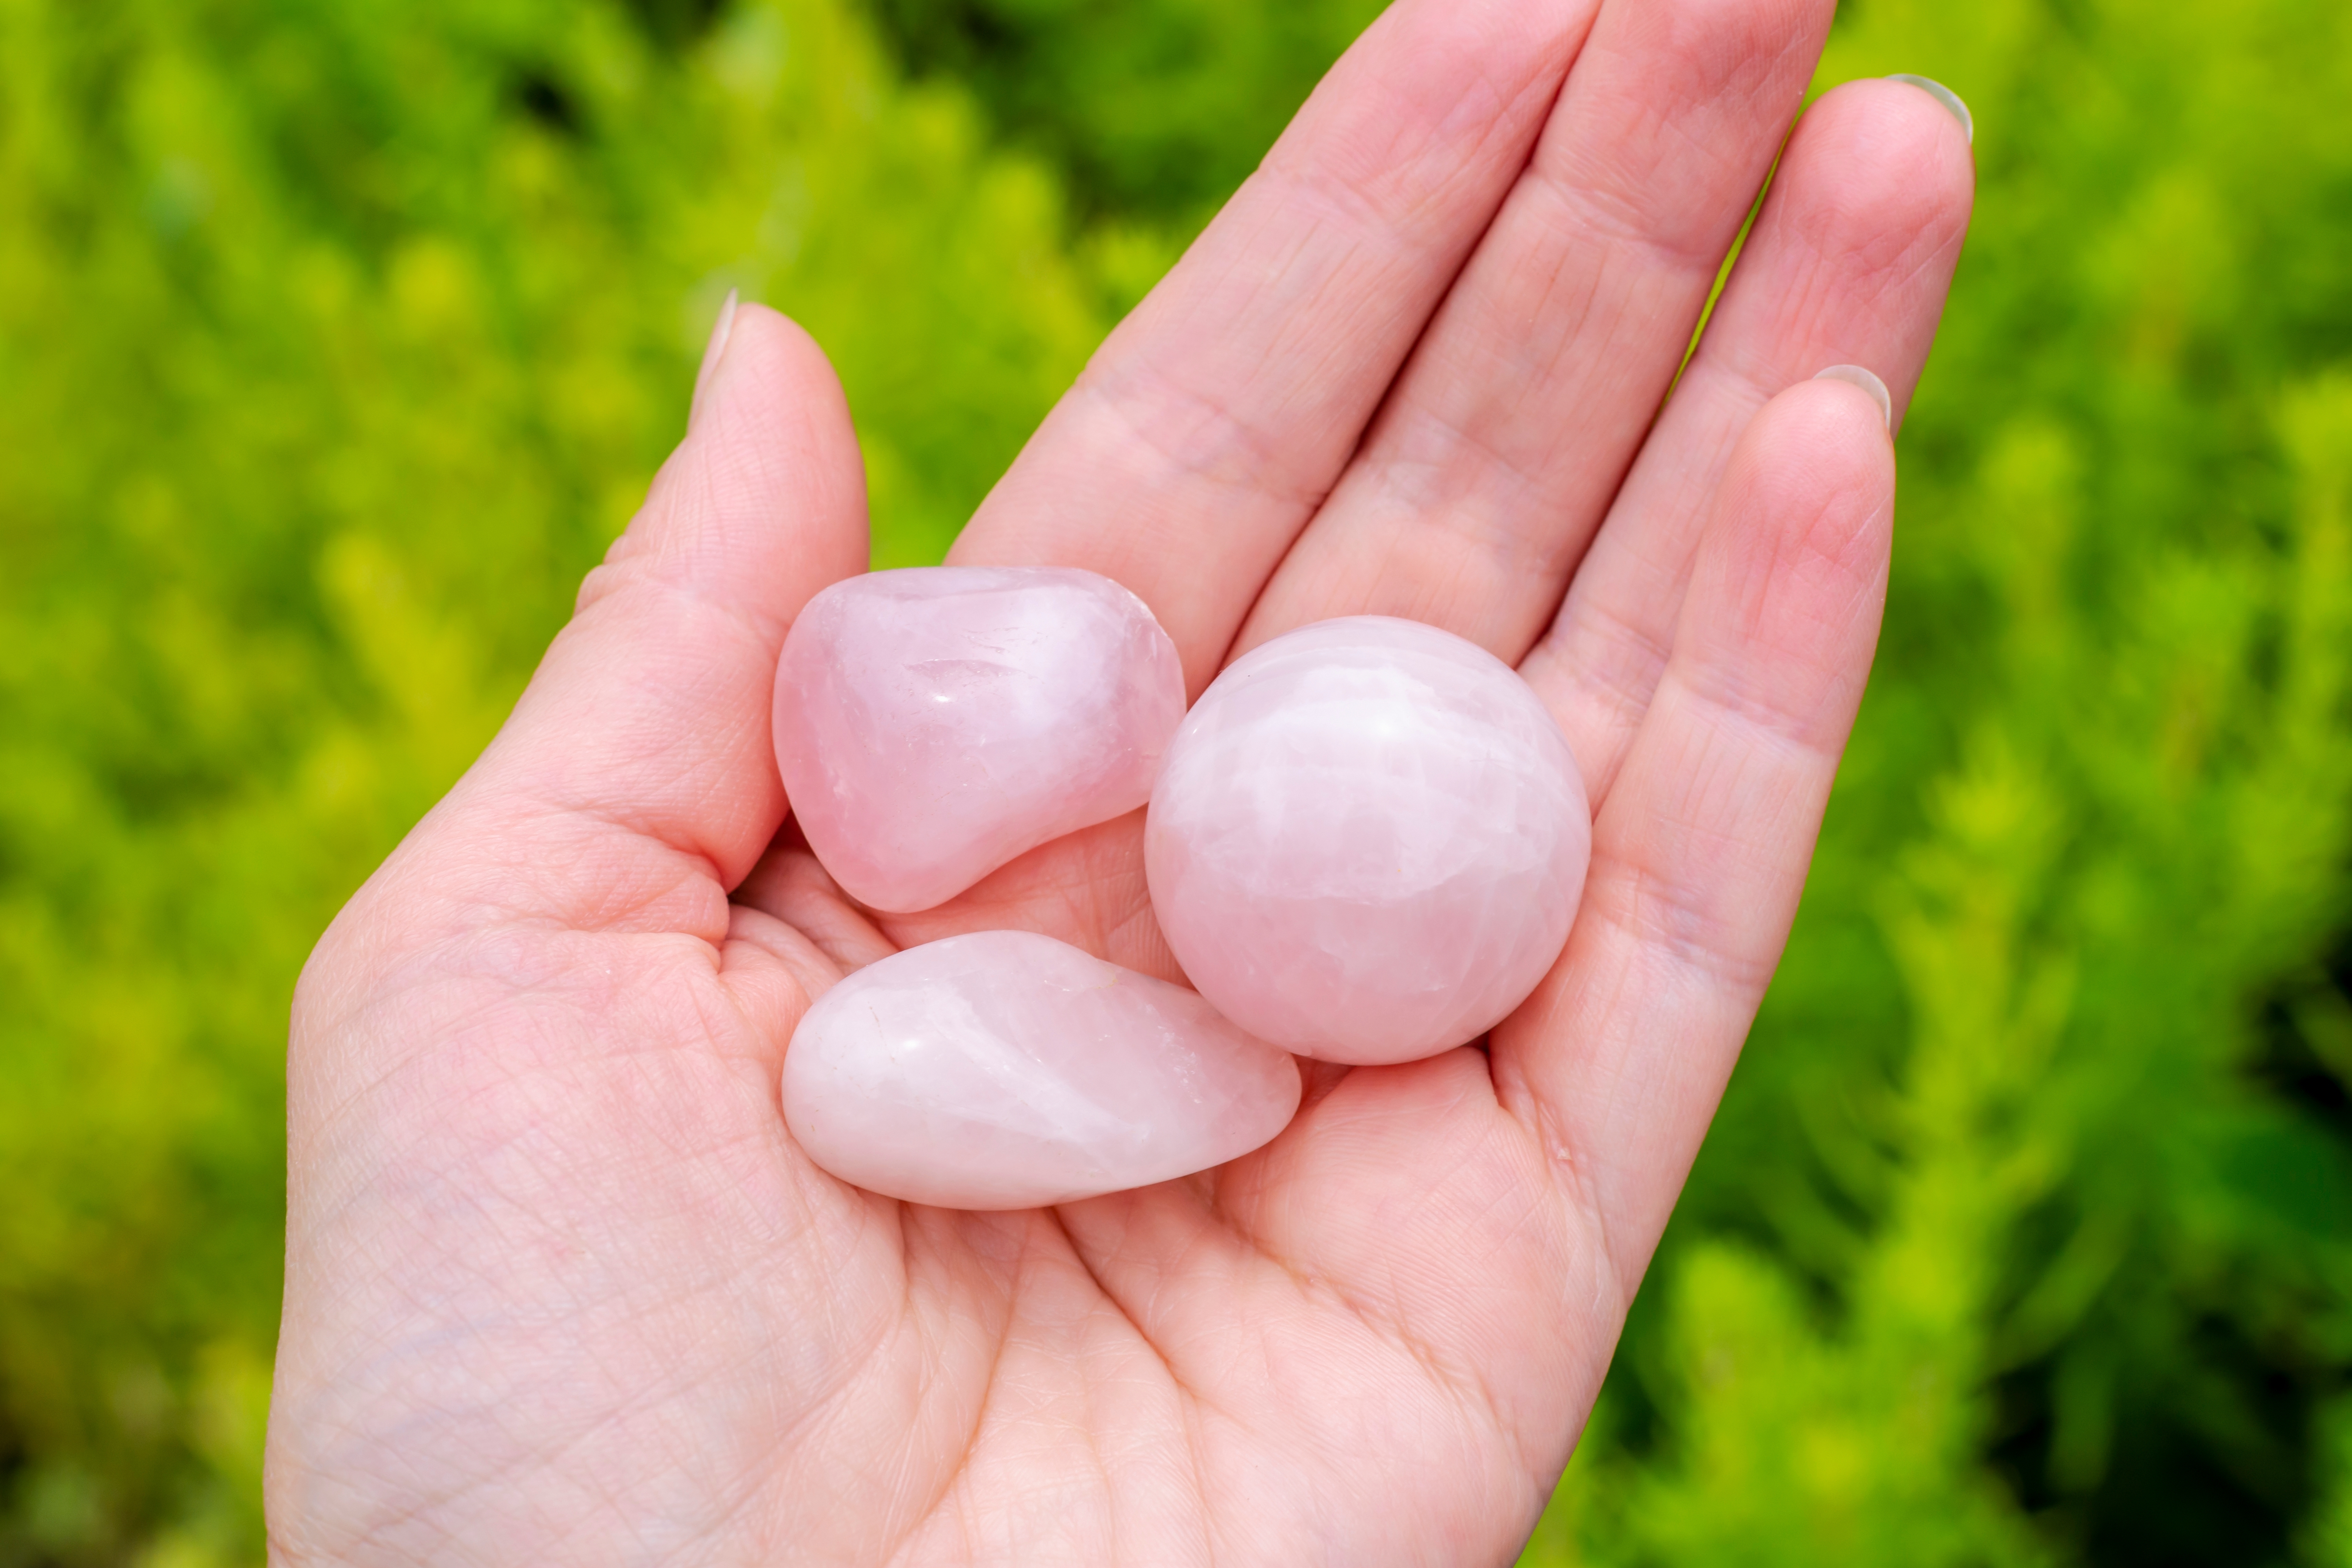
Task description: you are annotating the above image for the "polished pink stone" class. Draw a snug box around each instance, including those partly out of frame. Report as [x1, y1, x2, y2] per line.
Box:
[782, 931, 1302, 1209]
[1145, 616, 1590, 1065]
[774, 567, 1185, 913]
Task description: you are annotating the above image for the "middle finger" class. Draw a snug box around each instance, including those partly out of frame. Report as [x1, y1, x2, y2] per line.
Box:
[1230, 0, 1833, 665]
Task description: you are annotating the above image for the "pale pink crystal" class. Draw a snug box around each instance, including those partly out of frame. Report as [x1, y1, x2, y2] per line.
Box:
[774, 567, 1186, 913]
[783, 931, 1302, 1209]
[1145, 616, 1591, 1065]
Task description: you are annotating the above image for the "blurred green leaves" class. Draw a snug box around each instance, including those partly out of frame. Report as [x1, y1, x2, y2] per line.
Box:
[867, 0, 1379, 226]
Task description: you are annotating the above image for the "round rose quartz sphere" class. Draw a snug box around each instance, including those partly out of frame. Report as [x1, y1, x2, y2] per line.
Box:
[784, 931, 1302, 1209]
[1145, 616, 1590, 1065]
[775, 566, 1185, 913]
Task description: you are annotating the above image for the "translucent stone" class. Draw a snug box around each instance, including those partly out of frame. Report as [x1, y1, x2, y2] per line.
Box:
[1145, 616, 1591, 1065]
[783, 931, 1302, 1209]
[774, 566, 1186, 913]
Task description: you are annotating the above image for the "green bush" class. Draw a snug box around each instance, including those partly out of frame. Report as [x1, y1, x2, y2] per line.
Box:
[4, 0, 2351, 1562]
[867, 0, 1378, 225]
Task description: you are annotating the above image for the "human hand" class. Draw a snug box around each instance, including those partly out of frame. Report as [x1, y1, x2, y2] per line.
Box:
[265, 0, 1973, 1560]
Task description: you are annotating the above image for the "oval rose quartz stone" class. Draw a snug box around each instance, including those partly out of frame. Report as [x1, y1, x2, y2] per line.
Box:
[774, 567, 1186, 913]
[783, 931, 1302, 1209]
[1145, 616, 1591, 1065]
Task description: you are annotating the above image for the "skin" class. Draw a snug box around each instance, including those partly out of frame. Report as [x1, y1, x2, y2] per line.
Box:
[264, 0, 1975, 1561]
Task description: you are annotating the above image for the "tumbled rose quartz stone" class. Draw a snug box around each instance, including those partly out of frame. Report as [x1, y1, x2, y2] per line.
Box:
[774, 566, 1186, 913]
[1146, 615, 1591, 1066]
[783, 931, 1302, 1209]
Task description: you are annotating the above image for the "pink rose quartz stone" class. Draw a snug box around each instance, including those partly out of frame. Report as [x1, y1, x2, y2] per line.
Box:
[783, 930, 1302, 1209]
[774, 566, 1186, 913]
[1145, 616, 1591, 1066]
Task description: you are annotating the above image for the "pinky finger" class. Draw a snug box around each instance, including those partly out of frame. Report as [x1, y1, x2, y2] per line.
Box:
[1496, 371, 1896, 1300]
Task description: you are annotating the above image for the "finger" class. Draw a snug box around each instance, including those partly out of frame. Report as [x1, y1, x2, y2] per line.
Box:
[947, 0, 1605, 692]
[444, 306, 869, 917]
[1522, 76, 1973, 800]
[1233, 0, 1834, 663]
[1492, 376, 1893, 1297]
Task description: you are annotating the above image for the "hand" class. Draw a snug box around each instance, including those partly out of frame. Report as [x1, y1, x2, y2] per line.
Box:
[264, 0, 1973, 1560]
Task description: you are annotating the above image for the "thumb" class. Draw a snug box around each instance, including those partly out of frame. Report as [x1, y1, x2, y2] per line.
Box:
[351, 303, 871, 951]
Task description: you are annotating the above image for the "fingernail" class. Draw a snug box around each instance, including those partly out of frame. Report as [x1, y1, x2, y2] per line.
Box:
[691, 289, 741, 425]
[1887, 74, 1973, 145]
[1815, 365, 1893, 433]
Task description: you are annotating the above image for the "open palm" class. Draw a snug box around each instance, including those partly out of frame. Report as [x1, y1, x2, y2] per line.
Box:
[265, 0, 1973, 1561]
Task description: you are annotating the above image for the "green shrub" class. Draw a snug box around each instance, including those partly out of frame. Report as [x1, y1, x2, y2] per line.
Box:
[867, 0, 1378, 225]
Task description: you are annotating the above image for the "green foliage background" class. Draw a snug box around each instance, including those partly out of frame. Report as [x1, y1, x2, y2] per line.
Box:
[3, 0, 2350, 1561]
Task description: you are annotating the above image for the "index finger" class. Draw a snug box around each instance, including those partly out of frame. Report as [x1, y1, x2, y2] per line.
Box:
[947, 0, 1603, 692]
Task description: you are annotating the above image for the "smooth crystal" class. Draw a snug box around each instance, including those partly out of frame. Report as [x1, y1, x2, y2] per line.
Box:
[783, 931, 1303, 1209]
[1145, 616, 1591, 1065]
[774, 566, 1186, 913]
